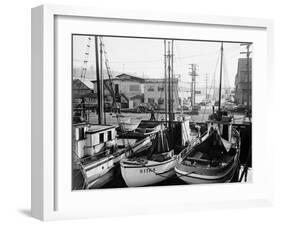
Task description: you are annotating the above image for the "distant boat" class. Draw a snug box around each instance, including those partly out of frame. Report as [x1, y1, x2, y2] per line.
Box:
[117, 118, 139, 132]
[118, 120, 163, 138]
[119, 122, 139, 132]
[120, 124, 177, 187]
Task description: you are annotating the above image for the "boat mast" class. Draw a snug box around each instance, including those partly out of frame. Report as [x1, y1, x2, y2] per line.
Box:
[100, 38, 106, 124]
[171, 40, 174, 142]
[205, 74, 208, 104]
[171, 40, 174, 119]
[168, 41, 171, 121]
[167, 40, 174, 145]
[218, 42, 224, 114]
[164, 40, 167, 122]
[95, 36, 104, 124]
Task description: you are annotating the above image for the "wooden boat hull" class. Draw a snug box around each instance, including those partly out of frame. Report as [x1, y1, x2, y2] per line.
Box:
[80, 155, 115, 189]
[175, 157, 239, 184]
[87, 167, 115, 189]
[120, 156, 177, 187]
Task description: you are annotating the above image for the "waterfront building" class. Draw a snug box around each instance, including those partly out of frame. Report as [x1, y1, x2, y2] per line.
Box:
[143, 78, 179, 110]
[91, 73, 182, 110]
[72, 79, 96, 107]
[234, 58, 252, 106]
[92, 73, 144, 108]
[72, 79, 97, 122]
[73, 79, 93, 98]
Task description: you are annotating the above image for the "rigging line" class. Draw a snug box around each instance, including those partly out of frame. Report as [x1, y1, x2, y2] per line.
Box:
[222, 55, 232, 91]
[155, 74, 171, 120]
[101, 48, 232, 65]
[99, 37, 120, 121]
[79, 37, 92, 81]
[173, 42, 184, 106]
[99, 37, 140, 152]
[75, 37, 93, 98]
[200, 50, 220, 121]
[212, 47, 222, 100]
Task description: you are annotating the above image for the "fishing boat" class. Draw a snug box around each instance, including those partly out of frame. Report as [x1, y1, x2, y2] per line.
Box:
[73, 122, 158, 189]
[120, 124, 177, 187]
[175, 42, 241, 184]
[175, 118, 240, 184]
[72, 123, 118, 189]
[120, 40, 198, 187]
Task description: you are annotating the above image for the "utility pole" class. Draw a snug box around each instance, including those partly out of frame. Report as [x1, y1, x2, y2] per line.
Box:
[240, 43, 252, 112]
[188, 64, 198, 108]
[95, 36, 104, 124]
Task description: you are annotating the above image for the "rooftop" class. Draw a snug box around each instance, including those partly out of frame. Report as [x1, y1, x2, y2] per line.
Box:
[144, 78, 179, 83]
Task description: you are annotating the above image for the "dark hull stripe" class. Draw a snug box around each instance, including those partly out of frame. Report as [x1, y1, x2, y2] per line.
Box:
[121, 157, 176, 168]
[177, 163, 237, 182]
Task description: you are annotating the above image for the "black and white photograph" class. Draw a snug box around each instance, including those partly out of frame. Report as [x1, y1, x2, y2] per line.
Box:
[72, 35, 252, 190]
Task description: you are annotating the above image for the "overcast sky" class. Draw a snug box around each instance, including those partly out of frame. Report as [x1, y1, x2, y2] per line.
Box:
[73, 35, 250, 90]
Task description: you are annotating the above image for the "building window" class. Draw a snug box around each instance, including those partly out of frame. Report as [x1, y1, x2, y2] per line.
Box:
[115, 84, 119, 93]
[158, 86, 164, 91]
[99, 133, 104, 143]
[158, 98, 164, 105]
[129, 85, 140, 92]
[148, 98, 155, 104]
[108, 131, 112, 140]
[241, 72, 248, 82]
[147, 86, 154, 92]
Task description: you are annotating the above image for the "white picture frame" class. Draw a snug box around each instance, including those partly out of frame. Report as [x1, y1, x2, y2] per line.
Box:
[31, 4, 274, 221]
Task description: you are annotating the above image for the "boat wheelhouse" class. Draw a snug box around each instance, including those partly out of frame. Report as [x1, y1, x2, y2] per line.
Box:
[73, 123, 118, 189]
[73, 123, 117, 160]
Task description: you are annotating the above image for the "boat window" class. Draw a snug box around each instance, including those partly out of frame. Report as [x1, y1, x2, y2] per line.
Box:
[78, 127, 85, 140]
[99, 133, 104, 143]
[108, 131, 112, 140]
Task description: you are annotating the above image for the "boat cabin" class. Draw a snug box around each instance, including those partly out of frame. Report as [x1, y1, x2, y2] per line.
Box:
[73, 123, 117, 159]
